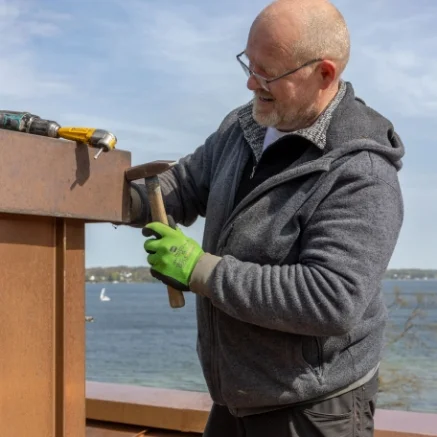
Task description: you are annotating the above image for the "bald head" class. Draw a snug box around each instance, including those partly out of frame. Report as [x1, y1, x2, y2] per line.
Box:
[251, 0, 350, 77]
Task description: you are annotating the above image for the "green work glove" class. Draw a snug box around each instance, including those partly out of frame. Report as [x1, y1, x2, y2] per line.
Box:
[143, 222, 204, 291]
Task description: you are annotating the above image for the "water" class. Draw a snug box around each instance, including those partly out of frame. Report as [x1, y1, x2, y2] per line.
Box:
[86, 280, 437, 413]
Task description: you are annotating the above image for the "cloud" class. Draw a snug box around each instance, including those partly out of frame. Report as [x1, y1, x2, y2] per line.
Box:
[107, 0, 254, 116]
[61, 112, 205, 163]
[61, 113, 202, 143]
[66, 0, 262, 163]
[390, 171, 437, 269]
[0, 0, 74, 100]
[343, 5, 437, 118]
[358, 47, 437, 117]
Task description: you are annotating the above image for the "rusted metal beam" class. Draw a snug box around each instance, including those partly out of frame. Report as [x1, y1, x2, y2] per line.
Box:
[0, 128, 134, 437]
[86, 420, 201, 437]
[86, 382, 437, 437]
[86, 382, 212, 434]
[0, 129, 131, 223]
[86, 421, 148, 437]
[0, 215, 85, 436]
[375, 409, 437, 437]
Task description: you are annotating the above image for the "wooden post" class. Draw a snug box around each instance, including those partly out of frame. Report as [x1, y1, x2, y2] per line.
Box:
[0, 130, 131, 437]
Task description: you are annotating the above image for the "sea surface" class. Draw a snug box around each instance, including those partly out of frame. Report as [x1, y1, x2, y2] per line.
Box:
[86, 280, 437, 413]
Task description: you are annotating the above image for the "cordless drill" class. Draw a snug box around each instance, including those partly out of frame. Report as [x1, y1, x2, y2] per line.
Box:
[0, 110, 117, 159]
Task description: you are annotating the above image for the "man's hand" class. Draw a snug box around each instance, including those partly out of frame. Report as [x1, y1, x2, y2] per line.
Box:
[143, 222, 204, 291]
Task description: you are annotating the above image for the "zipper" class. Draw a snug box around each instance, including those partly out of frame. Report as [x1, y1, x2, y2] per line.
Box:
[315, 337, 324, 377]
[221, 225, 233, 252]
[216, 158, 331, 250]
[249, 163, 257, 179]
[209, 302, 224, 403]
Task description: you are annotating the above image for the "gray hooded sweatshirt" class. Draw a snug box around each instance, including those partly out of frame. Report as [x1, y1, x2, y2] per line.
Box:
[151, 82, 404, 417]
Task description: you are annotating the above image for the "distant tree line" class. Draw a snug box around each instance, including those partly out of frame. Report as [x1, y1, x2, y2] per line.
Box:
[86, 266, 158, 283]
[86, 266, 437, 283]
[384, 269, 437, 280]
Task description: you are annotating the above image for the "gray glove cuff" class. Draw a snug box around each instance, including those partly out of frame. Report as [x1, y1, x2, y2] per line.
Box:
[129, 183, 150, 226]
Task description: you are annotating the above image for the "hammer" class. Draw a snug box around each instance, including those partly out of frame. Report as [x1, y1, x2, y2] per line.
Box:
[125, 160, 185, 309]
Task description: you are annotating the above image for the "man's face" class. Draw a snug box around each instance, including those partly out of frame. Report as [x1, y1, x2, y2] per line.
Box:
[244, 32, 321, 131]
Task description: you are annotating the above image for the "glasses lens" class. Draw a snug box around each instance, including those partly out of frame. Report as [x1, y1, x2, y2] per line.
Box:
[238, 53, 269, 90]
[238, 53, 251, 77]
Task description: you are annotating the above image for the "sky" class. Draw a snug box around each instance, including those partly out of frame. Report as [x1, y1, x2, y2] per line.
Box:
[2, 0, 436, 269]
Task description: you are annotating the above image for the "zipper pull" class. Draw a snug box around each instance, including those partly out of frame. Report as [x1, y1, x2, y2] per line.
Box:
[250, 164, 257, 179]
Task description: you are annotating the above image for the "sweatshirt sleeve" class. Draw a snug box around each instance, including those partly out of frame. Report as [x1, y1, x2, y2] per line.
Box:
[190, 174, 404, 336]
[130, 132, 216, 228]
[131, 108, 240, 227]
[158, 134, 215, 227]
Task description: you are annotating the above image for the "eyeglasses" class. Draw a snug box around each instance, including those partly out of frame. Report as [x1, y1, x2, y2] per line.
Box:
[236, 51, 322, 91]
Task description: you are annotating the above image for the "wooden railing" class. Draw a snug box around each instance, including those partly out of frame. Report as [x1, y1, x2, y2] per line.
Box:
[86, 381, 437, 437]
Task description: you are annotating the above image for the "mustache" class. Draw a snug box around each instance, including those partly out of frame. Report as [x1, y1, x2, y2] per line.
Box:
[254, 92, 275, 100]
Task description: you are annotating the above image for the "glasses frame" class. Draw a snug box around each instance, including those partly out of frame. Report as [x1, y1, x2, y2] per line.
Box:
[236, 51, 323, 91]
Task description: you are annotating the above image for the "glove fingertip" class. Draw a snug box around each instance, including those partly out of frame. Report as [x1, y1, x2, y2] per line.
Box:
[142, 224, 162, 239]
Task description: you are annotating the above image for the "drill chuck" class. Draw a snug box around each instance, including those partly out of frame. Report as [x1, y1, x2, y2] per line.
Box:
[89, 129, 117, 151]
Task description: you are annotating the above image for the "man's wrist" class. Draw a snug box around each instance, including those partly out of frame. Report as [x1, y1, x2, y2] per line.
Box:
[189, 253, 222, 297]
[129, 183, 150, 226]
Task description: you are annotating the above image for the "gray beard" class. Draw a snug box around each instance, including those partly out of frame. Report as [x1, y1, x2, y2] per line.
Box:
[252, 98, 319, 132]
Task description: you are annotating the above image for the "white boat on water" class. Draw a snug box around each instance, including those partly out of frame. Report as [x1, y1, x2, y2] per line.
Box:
[99, 287, 111, 302]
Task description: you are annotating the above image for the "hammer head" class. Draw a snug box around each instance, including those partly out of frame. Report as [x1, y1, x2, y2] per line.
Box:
[125, 160, 177, 181]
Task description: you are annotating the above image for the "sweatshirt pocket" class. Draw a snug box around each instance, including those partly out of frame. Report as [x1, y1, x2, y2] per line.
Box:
[300, 336, 324, 380]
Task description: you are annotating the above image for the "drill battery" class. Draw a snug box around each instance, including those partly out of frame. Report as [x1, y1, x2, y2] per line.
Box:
[0, 110, 60, 138]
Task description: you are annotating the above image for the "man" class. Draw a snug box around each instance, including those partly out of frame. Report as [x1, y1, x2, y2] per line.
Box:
[129, 0, 404, 435]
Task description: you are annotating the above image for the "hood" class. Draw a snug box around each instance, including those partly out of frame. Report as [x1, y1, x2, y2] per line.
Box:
[325, 82, 405, 171]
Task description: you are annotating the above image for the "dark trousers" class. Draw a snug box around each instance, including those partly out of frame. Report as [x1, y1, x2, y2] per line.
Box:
[203, 373, 378, 437]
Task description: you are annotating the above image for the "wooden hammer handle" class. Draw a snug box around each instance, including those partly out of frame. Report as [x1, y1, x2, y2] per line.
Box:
[145, 177, 185, 309]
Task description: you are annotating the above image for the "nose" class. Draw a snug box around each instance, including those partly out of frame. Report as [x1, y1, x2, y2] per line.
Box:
[247, 73, 262, 92]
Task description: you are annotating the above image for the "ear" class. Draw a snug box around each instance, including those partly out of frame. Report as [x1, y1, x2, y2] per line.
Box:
[318, 60, 337, 89]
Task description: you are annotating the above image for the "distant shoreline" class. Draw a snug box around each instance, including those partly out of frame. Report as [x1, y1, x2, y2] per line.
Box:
[85, 267, 437, 284]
